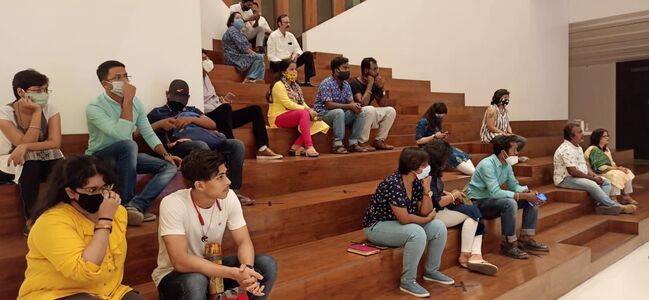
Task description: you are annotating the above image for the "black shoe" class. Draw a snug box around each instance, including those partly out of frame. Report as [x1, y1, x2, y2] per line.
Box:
[500, 241, 529, 259]
[519, 238, 550, 252]
[299, 81, 318, 87]
[256, 46, 265, 54]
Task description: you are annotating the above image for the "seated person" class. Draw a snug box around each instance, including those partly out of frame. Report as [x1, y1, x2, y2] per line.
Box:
[153, 149, 277, 300]
[0, 69, 63, 235]
[267, 14, 317, 86]
[251, 2, 272, 35]
[223, 12, 266, 83]
[229, 0, 266, 53]
[362, 147, 453, 298]
[267, 59, 330, 157]
[313, 56, 369, 154]
[148, 79, 256, 206]
[86, 60, 180, 226]
[422, 140, 497, 275]
[416, 102, 475, 175]
[585, 128, 637, 205]
[553, 123, 635, 214]
[467, 135, 548, 259]
[19, 155, 144, 300]
[349, 57, 396, 151]
[202, 50, 281, 160]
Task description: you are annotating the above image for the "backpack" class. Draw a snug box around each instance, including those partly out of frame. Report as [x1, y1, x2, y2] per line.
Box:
[170, 111, 227, 149]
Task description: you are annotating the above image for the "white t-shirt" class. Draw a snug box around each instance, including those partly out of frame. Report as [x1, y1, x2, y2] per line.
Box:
[152, 188, 247, 286]
[553, 140, 588, 185]
[229, 3, 255, 32]
[0, 103, 59, 155]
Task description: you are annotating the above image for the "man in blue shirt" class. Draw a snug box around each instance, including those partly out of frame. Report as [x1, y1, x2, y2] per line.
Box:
[467, 135, 549, 259]
[313, 56, 370, 154]
[86, 60, 181, 226]
[147, 79, 254, 206]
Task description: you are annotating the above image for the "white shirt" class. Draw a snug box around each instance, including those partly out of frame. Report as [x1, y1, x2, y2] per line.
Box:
[203, 74, 222, 113]
[229, 3, 256, 33]
[151, 188, 246, 286]
[267, 29, 303, 62]
[258, 16, 272, 33]
[553, 140, 588, 185]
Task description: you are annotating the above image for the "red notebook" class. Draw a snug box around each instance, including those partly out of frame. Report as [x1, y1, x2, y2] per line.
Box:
[347, 244, 381, 256]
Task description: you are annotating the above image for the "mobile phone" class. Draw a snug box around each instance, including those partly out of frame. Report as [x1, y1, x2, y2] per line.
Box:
[224, 92, 236, 103]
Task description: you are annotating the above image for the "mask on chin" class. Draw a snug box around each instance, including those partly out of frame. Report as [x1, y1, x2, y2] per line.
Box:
[336, 71, 350, 81]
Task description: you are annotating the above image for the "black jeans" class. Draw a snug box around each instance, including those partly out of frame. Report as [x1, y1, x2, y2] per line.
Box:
[206, 104, 269, 150]
[269, 51, 316, 82]
[1, 159, 61, 220]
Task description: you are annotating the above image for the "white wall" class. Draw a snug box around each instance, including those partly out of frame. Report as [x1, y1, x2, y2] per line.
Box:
[303, 0, 569, 121]
[201, 0, 231, 50]
[569, 0, 649, 23]
[0, 0, 203, 135]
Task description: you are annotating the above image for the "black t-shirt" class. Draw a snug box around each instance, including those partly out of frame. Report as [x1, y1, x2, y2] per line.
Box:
[349, 78, 384, 105]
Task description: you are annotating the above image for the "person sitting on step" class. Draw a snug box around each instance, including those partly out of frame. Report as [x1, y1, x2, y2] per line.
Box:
[362, 147, 454, 298]
[349, 57, 396, 151]
[267, 59, 329, 158]
[153, 149, 277, 300]
[0, 69, 63, 236]
[314, 56, 370, 154]
[479, 89, 528, 163]
[267, 14, 317, 87]
[585, 128, 638, 205]
[147, 79, 256, 206]
[467, 135, 549, 259]
[229, 0, 267, 53]
[416, 102, 475, 175]
[86, 60, 180, 226]
[222, 12, 266, 83]
[422, 140, 497, 275]
[19, 155, 145, 300]
[251, 2, 272, 36]
[553, 123, 636, 215]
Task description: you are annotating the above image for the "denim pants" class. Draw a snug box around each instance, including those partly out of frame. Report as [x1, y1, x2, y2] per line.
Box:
[92, 140, 177, 213]
[157, 254, 277, 300]
[319, 108, 367, 146]
[364, 220, 447, 285]
[246, 53, 265, 80]
[558, 176, 620, 207]
[473, 197, 538, 242]
[169, 139, 245, 191]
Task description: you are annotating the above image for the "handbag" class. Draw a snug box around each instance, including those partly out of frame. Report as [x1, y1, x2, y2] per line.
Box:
[170, 111, 227, 149]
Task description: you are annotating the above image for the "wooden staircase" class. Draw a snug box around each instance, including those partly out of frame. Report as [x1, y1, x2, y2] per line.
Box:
[1, 39, 648, 299]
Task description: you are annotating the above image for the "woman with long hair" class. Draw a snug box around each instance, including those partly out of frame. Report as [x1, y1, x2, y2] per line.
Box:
[222, 12, 266, 83]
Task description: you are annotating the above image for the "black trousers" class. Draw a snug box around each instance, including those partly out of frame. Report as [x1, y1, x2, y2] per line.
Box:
[206, 103, 269, 149]
[269, 51, 316, 82]
[0, 159, 61, 219]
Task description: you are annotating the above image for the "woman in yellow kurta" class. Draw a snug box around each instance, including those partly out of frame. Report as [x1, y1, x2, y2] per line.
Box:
[267, 59, 329, 158]
[18, 155, 143, 300]
[584, 128, 637, 205]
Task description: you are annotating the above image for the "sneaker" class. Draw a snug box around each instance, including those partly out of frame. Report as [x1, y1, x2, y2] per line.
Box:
[518, 238, 549, 252]
[595, 205, 623, 215]
[622, 204, 637, 214]
[347, 143, 368, 153]
[126, 206, 144, 226]
[236, 193, 256, 206]
[332, 145, 349, 154]
[373, 139, 394, 150]
[143, 212, 157, 222]
[423, 271, 455, 285]
[256, 148, 283, 160]
[399, 282, 430, 298]
[500, 241, 529, 259]
[358, 142, 376, 152]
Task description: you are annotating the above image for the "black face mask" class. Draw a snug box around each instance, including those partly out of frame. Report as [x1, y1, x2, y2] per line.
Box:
[500, 99, 510, 106]
[74, 193, 104, 213]
[336, 71, 350, 81]
[168, 101, 186, 112]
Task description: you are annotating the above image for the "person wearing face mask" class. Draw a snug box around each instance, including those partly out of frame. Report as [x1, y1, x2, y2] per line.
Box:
[266, 59, 329, 158]
[19, 155, 145, 300]
[313, 57, 370, 154]
[479, 89, 528, 163]
[0, 69, 63, 236]
[267, 14, 317, 87]
[467, 135, 548, 259]
[362, 147, 453, 298]
[416, 102, 475, 175]
[349, 57, 396, 151]
[230, 0, 267, 53]
[86, 60, 181, 226]
[223, 12, 266, 83]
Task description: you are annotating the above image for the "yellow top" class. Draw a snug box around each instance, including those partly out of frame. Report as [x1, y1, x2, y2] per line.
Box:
[18, 203, 131, 300]
[268, 81, 329, 135]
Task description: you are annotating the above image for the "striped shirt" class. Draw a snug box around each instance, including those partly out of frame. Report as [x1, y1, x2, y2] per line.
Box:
[479, 105, 510, 143]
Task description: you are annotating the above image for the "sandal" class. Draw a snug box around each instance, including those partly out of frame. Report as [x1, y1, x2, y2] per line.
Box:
[332, 145, 349, 154]
[288, 147, 305, 156]
[467, 259, 498, 276]
[458, 253, 471, 268]
[621, 196, 639, 205]
[305, 147, 319, 158]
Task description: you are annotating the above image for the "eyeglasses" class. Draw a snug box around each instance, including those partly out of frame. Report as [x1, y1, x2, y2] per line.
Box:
[108, 75, 132, 82]
[602, 135, 609, 138]
[78, 184, 114, 194]
[26, 88, 52, 94]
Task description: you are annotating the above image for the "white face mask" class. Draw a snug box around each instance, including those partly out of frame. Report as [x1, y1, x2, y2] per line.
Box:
[110, 80, 124, 97]
[203, 59, 214, 73]
[505, 154, 519, 166]
[416, 165, 431, 180]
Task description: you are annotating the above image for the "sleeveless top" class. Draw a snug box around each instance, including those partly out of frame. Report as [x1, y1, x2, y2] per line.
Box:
[479, 104, 509, 143]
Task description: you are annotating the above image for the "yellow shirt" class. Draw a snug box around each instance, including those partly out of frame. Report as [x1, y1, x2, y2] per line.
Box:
[268, 81, 329, 135]
[18, 203, 132, 300]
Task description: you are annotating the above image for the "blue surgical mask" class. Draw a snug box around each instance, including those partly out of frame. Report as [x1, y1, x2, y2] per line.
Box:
[233, 19, 245, 30]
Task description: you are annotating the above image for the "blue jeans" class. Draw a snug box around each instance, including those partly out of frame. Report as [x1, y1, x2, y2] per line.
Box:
[558, 176, 620, 207]
[473, 197, 538, 242]
[319, 108, 367, 146]
[169, 139, 245, 191]
[364, 220, 447, 285]
[92, 140, 177, 213]
[157, 254, 277, 300]
[246, 53, 265, 80]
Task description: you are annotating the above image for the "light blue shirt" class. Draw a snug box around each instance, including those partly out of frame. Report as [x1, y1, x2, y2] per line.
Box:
[467, 154, 528, 200]
[85, 93, 161, 155]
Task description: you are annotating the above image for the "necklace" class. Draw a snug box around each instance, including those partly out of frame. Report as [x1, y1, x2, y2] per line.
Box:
[191, 197, 217, 243]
